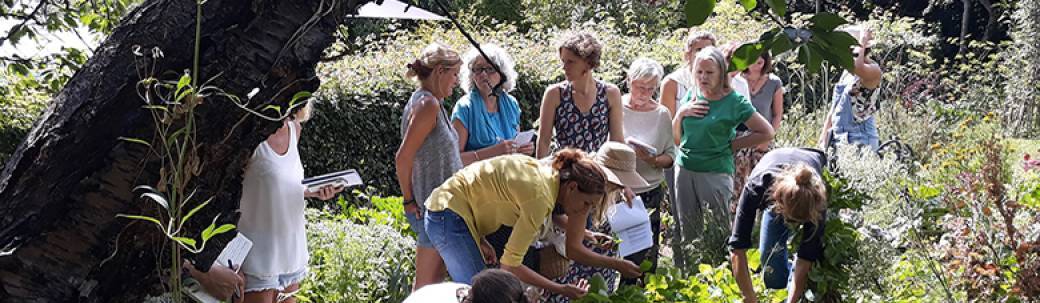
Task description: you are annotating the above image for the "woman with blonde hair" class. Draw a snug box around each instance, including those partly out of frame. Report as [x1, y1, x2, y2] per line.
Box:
[671, 46, 774, 270]
[395, 42, 464, 292]
[238, 101, 343, 303]
[728, 148, 828, 303]
[660, 30, 717, 116]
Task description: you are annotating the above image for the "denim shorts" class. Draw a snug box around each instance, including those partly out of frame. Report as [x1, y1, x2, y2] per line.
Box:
[245, 269, 307, 292]
[405, 207, 434, 248]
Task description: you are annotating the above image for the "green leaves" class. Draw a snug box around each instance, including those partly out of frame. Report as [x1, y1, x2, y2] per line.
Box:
[739, 0, 756, 12]
[730, 42, 767, 72]
[684, 0, 716, 26]
[764, 0, 786, 17]
[640, 260, 654, 273]
[810, 12, 848, 32]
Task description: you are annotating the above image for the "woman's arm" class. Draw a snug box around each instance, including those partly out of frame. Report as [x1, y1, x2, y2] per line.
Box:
[454, 119, 512, 165]
[731, 113, 774, 151]
[660, 79, 679, 118]
[394, 97, 438, 212]
[771, 87, 784, 131]
[853, 31, 882, 88]
[817, 104, 836, 149]
[606, 84, 625, 142]
[536, 85, 561, 158]
[730, 249, 758, 303]
[501, 264, 585, 299]
[562, 208, 641, 277]
[787, 259, 813, 302]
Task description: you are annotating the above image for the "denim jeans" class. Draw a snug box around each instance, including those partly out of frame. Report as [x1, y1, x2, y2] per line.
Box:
[425, 209, 485, 284]
[760, 206, 793, 289]
[404, 205, 433, 248]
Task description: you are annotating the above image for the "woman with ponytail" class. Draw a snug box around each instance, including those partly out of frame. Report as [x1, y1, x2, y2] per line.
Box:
[726, 148, 828, 303]
[395, 42, 464, 292]
[423, 148, 643, 300]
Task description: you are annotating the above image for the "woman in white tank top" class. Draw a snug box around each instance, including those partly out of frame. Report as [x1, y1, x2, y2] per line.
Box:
[237, 102, 342, 303]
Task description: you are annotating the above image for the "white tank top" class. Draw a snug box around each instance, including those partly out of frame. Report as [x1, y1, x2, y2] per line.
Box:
[238, 120, 308, 277]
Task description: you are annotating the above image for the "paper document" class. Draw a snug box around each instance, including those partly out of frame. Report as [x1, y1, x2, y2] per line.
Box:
[608, 196, 653, 257]
[625, 137, 657, 156]
[184, 233, 253, 303]
[513, 130, 537, 146]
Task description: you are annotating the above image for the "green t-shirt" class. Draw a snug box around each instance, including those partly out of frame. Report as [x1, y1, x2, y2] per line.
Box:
[676, 90, 756, 174]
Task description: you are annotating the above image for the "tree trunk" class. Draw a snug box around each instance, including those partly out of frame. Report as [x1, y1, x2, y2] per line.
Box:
[0, 0, 370, 302]
[959, 0, 971, 55]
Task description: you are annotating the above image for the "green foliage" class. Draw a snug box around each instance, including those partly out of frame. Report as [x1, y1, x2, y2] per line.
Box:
[332, 192, 414, 238]
[0, 68, 49, 164]
[299, 209, 415, 303]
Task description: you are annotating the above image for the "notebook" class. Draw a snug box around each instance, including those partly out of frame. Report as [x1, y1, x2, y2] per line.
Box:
[184, 233, 253, 303]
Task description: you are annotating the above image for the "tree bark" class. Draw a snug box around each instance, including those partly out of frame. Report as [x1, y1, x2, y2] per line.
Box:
[0, 0, 369, 302]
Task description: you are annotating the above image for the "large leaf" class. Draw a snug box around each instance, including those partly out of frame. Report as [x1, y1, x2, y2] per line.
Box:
[798, 44, 823, 74]
[813, 31, 858, 71]
[765, 0, 786, 17]
[809, 12, 847, 32]
[739, 0, 756, 12]
[770, 30, 796, 55]
[685, 0, 716, 26]
[730, 42, 767, 72]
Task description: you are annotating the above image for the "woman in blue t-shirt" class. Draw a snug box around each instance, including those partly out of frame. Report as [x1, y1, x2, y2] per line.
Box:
[452, 44, 534, 164]
[670, 46, 774, 270]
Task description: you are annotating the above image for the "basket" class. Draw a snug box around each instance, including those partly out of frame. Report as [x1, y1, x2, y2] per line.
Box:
[538, 244, 571, 280]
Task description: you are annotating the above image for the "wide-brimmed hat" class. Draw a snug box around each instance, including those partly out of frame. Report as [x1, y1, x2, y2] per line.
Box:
[592, 142, 650, 189]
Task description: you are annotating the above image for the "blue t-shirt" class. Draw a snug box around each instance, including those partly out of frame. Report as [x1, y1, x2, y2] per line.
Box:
[451, 90, 521, 151]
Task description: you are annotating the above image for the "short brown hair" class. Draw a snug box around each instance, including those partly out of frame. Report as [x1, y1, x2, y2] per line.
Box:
[770, 164, 827, 226]
[557, 31, 604, 69]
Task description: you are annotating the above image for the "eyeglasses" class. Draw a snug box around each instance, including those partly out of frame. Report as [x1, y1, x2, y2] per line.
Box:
[471, 66, 497, 75]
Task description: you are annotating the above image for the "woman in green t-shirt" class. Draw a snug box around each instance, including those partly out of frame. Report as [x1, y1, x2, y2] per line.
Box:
[669, 46, 774, 270]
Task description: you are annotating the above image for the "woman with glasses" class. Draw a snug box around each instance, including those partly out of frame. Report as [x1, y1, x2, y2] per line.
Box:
[452, 44, 533, 165]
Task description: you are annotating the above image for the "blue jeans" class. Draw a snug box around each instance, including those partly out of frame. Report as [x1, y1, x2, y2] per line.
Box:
[405, 206, 433, 248]
[425, 209, 485, 284]
[760, 206, 793, 289]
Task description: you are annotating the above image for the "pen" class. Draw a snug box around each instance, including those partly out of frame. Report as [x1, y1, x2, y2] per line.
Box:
[227, 260, 241, 301]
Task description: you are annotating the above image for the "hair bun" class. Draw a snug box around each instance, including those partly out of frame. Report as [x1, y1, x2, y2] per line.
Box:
[795, 169, 815, 186]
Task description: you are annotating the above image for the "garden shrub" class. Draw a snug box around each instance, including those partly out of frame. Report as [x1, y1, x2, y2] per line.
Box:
[299, 209, 415, 303]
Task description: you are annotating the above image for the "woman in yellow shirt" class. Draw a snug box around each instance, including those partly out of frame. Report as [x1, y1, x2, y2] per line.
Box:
[424, 149, 642, 299]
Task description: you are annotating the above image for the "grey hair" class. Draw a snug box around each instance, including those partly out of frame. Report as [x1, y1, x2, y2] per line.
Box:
[626, 57, 664, 86]
[693, 46, 730, 94]
[459, 44, 518, 93]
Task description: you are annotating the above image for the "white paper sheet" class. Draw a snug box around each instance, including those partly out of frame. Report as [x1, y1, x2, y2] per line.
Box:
[608, 197, 653, 257]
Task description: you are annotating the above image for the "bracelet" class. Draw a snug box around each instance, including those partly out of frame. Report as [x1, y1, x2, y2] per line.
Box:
[472, 150, 480, 160]
[403, 198, 416, 206]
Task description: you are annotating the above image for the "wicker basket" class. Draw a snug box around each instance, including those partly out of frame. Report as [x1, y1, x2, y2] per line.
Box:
[539, 244, 571, 280]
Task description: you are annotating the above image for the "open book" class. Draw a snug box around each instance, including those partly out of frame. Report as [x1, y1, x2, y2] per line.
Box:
[302, 169, 364, 193]
[184, 233, 253, 303]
